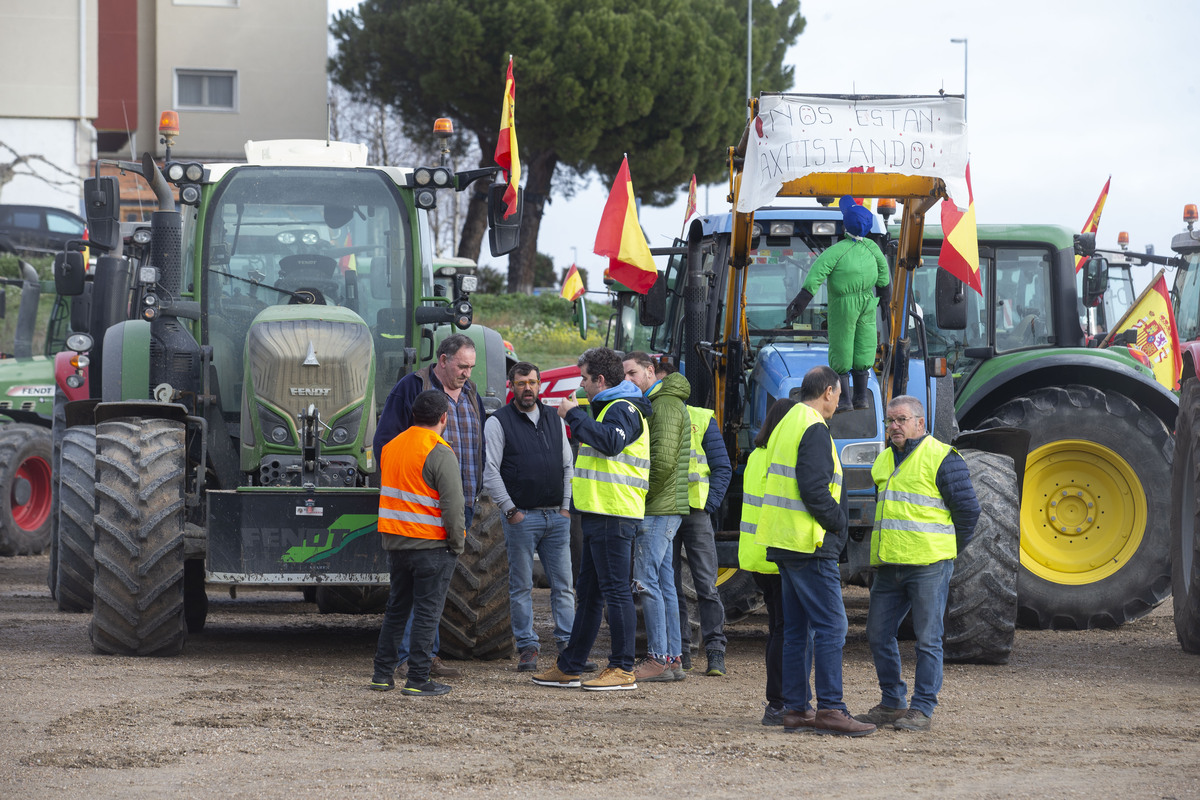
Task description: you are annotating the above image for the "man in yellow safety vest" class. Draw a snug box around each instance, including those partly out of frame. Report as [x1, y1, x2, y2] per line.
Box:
[854, 395, 979, 733]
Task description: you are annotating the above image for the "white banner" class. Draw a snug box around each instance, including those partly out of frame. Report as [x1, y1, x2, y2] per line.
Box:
[737, 94, 968, 213]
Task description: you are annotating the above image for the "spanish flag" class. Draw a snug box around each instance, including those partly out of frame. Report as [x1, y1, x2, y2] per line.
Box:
[683, 174, 697, 227]
[494, 57, 520, 220]
[1101, 269, 1181, 391]
[560, 263, 585, 301]
[1075, 176, 1111, 272]
[938, 162, 981, 295]
[594, 156, 657, 295]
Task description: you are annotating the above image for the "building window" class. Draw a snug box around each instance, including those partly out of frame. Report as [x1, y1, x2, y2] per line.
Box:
[176, 69, 237, 111]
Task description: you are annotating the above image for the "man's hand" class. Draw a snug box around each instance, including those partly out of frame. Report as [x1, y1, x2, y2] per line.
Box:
[558, 393, 579, 418]
[559, 508, 572, 518]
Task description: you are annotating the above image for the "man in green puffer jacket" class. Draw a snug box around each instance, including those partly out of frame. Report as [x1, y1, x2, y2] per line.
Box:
[623, 351, 692, 683]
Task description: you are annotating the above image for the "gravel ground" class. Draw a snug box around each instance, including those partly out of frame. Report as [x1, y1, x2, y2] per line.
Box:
[2, 552, 1200, 799]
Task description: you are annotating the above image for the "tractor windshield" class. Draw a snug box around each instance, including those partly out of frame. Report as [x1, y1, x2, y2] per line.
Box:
[200, 166, 413, 416]
[1174, 252, 1200, 343]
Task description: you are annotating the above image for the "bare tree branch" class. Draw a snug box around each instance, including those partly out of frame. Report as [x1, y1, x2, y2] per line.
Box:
[0, 141, 83, 198]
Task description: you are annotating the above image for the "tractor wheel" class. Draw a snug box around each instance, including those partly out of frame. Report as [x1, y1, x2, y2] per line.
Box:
[56, 425, 96, 613]
[184, 558, 209, 634]
[47, 391, 67, 596]
[314, 585, 389, 615]
[1170, 377, 1200, 652]
[90, 418, 187, 656]
[715, 567, 763, 623]
[0, 423, 53, 556]
[944, 450, 1019, 664]
[979, 385, 1172, 629]
[439, 497, 514, 660]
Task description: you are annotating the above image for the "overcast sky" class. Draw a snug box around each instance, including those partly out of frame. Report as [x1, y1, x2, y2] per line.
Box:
[331, 0, 1200, 293]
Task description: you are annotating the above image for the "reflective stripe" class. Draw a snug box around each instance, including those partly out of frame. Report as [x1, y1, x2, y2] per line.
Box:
[574, 467, 651, 491]
[743, 494, 763, 508]
[767, 461, 843, 488]
[578, 444, 651, 471]
[879, 488, 948, 512]
[379, 508, 446, 528]
[380, 486, 440, 509]
[692, 452, 708, 466]
[688, 472, 710, 483]
[761, 493, 811, 514]
[876, 517, 954, 536]
[740, 520, 757, 535]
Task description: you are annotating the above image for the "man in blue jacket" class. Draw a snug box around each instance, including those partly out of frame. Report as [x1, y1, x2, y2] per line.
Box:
[855, 395, 980, 732]
[532, 347, 654, 692]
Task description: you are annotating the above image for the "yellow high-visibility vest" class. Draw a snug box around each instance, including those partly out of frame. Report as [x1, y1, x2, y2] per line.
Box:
[755, 403, 842, 554]
[573, 399, 650, 519]
[870, 436, 957, 566]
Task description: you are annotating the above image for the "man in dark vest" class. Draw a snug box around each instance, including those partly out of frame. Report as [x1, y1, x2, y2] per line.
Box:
[483, 361, 584, 675]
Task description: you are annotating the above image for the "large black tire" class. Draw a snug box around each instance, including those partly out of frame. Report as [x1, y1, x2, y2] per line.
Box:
[47, 391, 67, 596]
[56, 425, 96, 613]
[944, 450, 1019, 664]
[90, 418, 187, 656]
[715, 567, 763, 623]
[0, 423, 53, 556]
[184, 558, 209, 634]
[1170, 377, 1200, 652]
[439, 497, 514, 660]
[314, 585, 389, 615]
[979, 385, 1172, 629]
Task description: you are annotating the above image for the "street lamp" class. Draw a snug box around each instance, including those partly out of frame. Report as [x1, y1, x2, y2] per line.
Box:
[950, 38, 967, 122]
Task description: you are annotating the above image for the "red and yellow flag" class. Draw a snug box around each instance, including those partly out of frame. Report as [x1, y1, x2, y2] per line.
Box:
[1101, 269, 1181, 391]
[560, 263, 585, 301]
[493, 57, 520, 219]
[938, 162, 982, 295]
[683, 174, 697, 226]
[1075, 176, 1111, 272]
[594, 156, 657, 294]
[847, 165, 876, 209]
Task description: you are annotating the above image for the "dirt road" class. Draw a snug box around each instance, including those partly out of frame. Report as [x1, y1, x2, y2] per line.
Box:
[2, 552, 1199, 799]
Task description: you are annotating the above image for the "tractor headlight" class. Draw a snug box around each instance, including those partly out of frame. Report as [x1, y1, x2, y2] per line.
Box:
[840, 441, 884, 466]
[270, 426, 289, 443]
[66, 333, 93, 352]
[258, 404, 295, 447]
[813, 221, 837, 236]
[330, 426, 350, 444]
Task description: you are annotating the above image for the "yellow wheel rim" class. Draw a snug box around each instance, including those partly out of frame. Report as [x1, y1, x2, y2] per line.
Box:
[715, 567, 739, 588]
[1020, 438, 1146, 585]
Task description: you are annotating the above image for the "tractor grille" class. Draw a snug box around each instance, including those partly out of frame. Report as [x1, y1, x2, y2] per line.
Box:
[246, 318, 373, 421]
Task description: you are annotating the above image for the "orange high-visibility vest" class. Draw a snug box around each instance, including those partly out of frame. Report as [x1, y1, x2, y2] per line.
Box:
[378, 426, 451, 541]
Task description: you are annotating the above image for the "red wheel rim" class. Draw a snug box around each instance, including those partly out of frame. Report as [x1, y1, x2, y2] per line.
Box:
[12, 455, 52, 530]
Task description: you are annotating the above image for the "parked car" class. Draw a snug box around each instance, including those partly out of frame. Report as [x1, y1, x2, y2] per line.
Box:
[0, 205, 85, 257]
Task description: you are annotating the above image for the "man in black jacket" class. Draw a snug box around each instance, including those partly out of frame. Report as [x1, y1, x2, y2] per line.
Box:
[483, 361, 579, 675]
[855, 395, 980, 733]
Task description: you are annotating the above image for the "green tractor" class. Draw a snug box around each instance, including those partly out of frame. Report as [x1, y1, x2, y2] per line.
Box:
[0, 258, 80, 558]
[915, 223, 1177, 629]
[54, 129, 520, 657]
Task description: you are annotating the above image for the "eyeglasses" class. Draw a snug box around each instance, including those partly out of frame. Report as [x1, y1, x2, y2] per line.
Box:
[883, 415, 915, 427]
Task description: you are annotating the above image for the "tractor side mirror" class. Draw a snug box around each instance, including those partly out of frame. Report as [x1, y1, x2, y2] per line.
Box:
[1073, 232, 1096, 257]
[83, 176, 121, 253]
[54, 250, 87, 297]
[1083, 256, 1109, 309]
[574, 298, 589, 340]
[487, 183, 522, 257]
[639, 271, 667, 327]
[934, 268, 968, 330]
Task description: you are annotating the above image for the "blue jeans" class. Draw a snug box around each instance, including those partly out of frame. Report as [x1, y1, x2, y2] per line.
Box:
[395, 505, 474, 663]
[557, 513, 637, 673]
[672, 509, 727, 653]
[503, 508, 575, 652]
[777, 555, 847, 712]
[634, 514, 682, 659]
[373, 547, 457, 682]
[866, 560, 954, 716]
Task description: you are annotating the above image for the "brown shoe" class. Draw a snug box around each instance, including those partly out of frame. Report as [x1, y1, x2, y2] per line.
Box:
[782, 708, 816, 733]
[633, 656, 670, 682]
[430, 656, 461, 678]
[854, 703, 907, 725]
[813, 708, 876, 737]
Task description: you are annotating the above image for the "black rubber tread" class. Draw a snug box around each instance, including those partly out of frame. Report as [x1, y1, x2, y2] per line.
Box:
[184, 558, 209, 634]
[943, 450, 1019, 664]
[90, 418, 187, 656]
[314, 585, 389, 615]
[439, 496, 515, 660]
[1170, 377, 1200, 652]
[47, 390, 66, 596]
[0, 423, 54, 556]
[979, 384, 1172, 630]
[716, 567, 764, 624]
[56, 425, 96, 613]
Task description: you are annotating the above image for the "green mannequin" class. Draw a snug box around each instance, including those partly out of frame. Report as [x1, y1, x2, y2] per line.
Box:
[785, 196, 891, 412]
